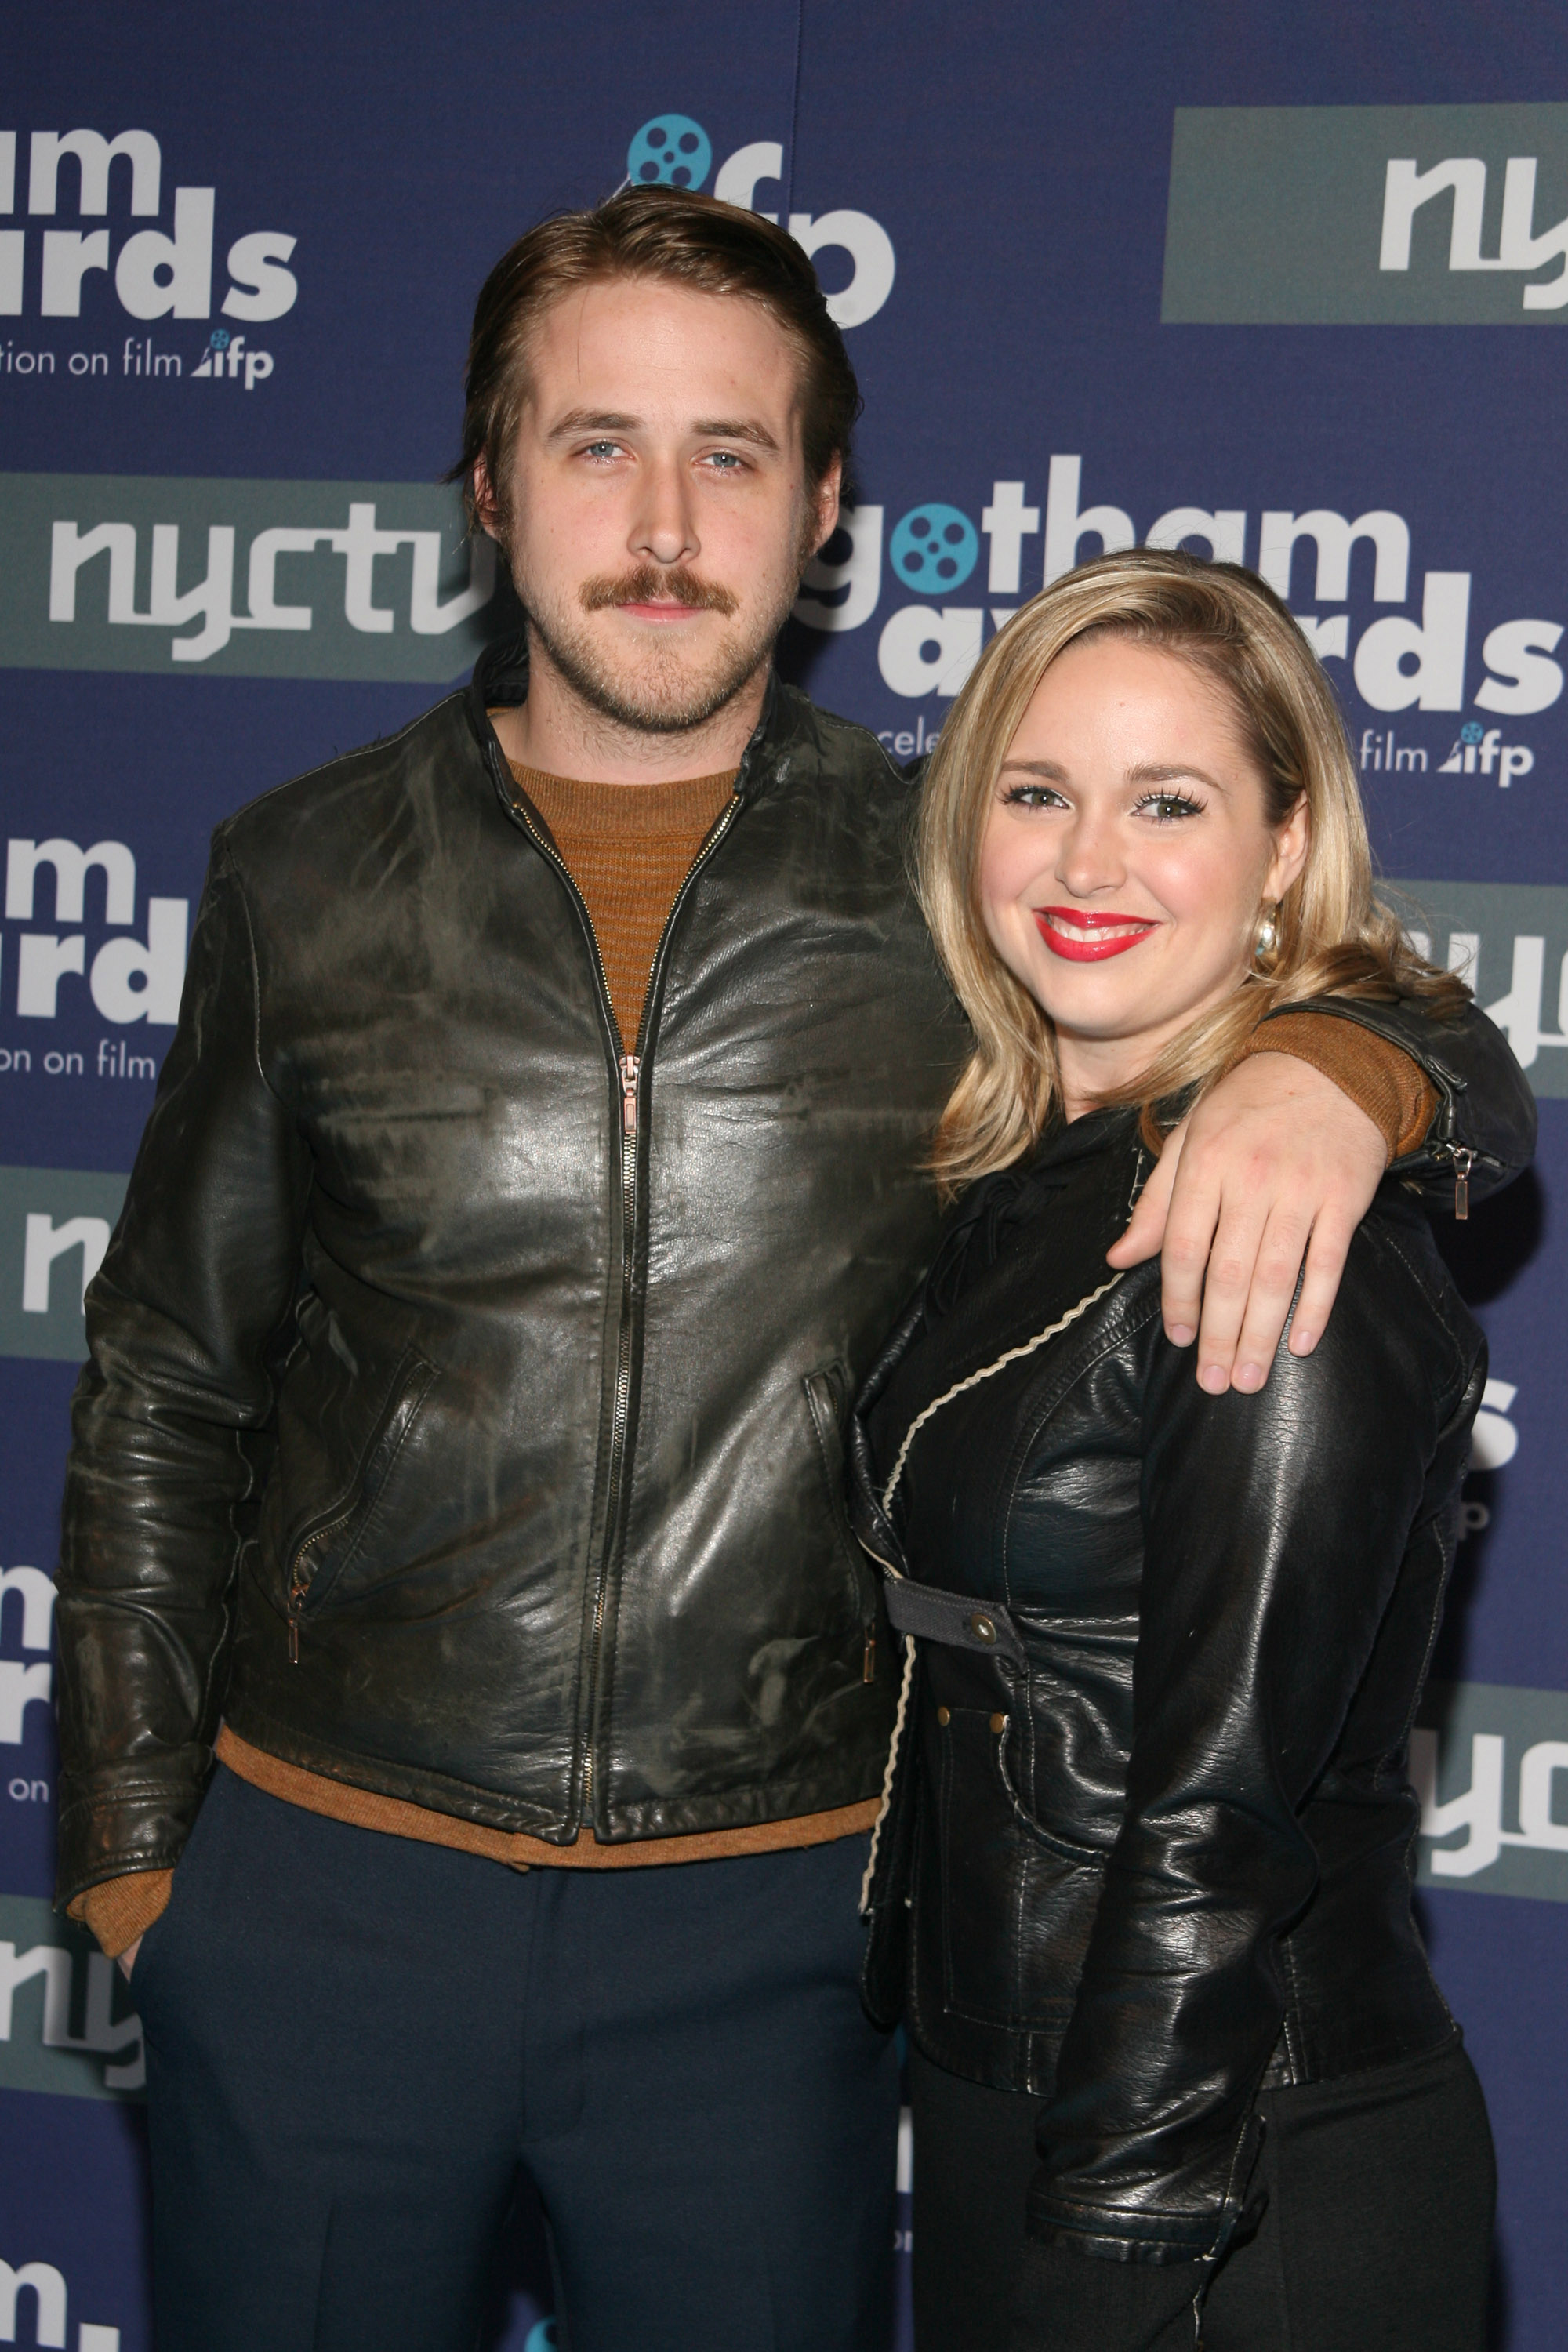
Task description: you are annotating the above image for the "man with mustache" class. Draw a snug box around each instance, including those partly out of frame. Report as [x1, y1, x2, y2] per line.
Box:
[53, 190, 1532, 2352]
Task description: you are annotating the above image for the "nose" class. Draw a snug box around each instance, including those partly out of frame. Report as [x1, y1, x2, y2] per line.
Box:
[630, 452, 699, 568]
[1054, 802, 1128, 902]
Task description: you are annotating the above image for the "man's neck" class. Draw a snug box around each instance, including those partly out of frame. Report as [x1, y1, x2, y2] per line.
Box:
[493, 638, 768, 785]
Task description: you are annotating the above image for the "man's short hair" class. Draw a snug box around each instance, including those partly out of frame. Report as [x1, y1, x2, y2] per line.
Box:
[453, 187, 862, 524]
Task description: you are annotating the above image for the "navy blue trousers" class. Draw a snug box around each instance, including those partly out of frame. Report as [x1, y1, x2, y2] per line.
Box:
[131, 1766, 899, 2352]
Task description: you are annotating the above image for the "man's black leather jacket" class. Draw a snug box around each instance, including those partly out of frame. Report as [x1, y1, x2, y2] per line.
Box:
[55, 640, 1534, 1911]
[852, 1105, 1489, 2274]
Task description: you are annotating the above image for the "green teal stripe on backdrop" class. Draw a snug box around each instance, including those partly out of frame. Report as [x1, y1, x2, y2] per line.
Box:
[1416, 1682, 1568, 1902]
[0, 1895, 144, 2100]
[1389, 879, 1568, 1092]
[0, 475, 506, 680]
[1163, 104, 1568, 324]
[0, 1167, 128, 1361]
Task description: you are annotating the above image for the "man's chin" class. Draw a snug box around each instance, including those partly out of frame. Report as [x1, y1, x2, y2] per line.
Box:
[533, 622, 771, 736]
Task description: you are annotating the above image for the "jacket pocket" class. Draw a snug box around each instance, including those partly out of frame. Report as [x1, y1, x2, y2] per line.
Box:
[927, 1661, 1102, 2032]
[804, 1361, 880, 1678]
[285, 1345, 439, 1650]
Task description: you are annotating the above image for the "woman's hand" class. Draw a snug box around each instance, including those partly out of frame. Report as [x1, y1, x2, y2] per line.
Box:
[1106, 1052, 1387, 1394]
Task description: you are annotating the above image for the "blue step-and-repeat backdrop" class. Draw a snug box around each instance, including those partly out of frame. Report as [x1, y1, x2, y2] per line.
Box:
[3, 5, 1568, 2345]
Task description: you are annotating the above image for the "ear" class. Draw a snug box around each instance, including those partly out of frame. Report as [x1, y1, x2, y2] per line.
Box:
[1265, 793, 1311, 903]
[470, 453, 504, 545]
[808, 456, 843, 560]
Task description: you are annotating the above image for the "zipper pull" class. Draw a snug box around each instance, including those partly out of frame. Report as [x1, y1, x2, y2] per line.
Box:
[1451, 1145, 1475, 1221]
[620, 1053, 639, 1136]
[862, 1629, 876, 1684]
[287, 1566, 309, 1664]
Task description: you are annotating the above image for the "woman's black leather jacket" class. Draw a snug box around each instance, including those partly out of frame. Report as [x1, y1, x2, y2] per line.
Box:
[851, 1104, 1486, 2270]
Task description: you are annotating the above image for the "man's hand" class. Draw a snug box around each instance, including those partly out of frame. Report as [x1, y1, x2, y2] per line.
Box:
[1105, 1052, 1388, 1393]
[118, 1936, 141, 1982]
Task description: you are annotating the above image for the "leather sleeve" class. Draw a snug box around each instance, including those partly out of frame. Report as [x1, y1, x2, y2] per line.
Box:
[1025, 1224, 1482, 2276]
[1256, 996, 1534, 1208]
[53, 840, 313, 1912]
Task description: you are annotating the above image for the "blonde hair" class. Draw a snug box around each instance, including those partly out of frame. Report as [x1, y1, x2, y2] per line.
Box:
[918, 548, 1467, 1194]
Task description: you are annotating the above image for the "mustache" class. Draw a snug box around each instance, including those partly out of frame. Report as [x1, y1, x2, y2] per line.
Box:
[579, 565, 739, 617]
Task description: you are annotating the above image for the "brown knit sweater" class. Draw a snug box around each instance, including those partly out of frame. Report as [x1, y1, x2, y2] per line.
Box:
[75, 759, 1436, 1958]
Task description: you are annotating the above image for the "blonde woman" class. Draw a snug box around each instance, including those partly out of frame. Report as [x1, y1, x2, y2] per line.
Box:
[852, 552, 1499, 2351]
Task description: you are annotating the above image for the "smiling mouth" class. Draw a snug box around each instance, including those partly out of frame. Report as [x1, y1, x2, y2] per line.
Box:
[1033, 906, 1158, 961]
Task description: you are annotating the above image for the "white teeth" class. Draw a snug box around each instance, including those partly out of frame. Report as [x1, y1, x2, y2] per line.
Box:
[1047, 916, 1149, 938]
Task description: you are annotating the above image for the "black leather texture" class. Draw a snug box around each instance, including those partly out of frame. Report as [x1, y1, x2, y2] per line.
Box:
[53, 651, 965, 1904]
[853, 1106, 1489, 2267]
[53, 637, 1531, 1916]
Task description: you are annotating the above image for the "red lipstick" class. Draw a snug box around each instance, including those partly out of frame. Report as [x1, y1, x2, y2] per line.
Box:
[1033, 906, 1157, 962]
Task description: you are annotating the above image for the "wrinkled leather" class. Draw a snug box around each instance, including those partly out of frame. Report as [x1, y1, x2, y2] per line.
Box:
[55, 650, 964, 1905]
[853, 1107, 1488, 2265]
[53, 637, 1532, 1914]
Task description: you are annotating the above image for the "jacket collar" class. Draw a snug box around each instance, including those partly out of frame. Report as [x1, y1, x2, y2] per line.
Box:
[466, 631, 799, 804]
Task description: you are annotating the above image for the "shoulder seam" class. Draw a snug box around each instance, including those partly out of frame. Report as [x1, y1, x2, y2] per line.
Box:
[214, 688, 470, 840]
[786, 687, 912, 792]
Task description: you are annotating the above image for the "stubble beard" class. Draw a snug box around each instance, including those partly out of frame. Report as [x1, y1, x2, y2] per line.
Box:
[514, 557, 800, 739]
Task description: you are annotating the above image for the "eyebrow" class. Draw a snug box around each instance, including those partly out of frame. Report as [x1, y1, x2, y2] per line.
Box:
[691, 417, 780, 451]
[545, 408, 781, 452]
[996, 756, 1226, 792]
[546, 408, 642, 441]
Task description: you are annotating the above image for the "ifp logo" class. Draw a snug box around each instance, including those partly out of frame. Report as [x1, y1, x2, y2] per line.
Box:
[621, 114, 895, 329]
[626, 116, 712, 193]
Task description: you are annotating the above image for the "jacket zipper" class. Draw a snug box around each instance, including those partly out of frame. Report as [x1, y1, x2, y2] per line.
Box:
[286, 1504, 358, 1662]
[499, 762, 742, 1828]
[1255, 1001, 1495, 1215]
[1439, 1142, 1475, 1221]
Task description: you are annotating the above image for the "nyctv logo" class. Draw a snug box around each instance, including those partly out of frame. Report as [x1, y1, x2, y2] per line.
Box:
[0, 1893, 144, 2103]
[1163, 103, 1568, 326]
[0, 1167, 127, 1365]
[816, 463, 1566, 719]
[1392, 873, 1568, 1091]
[0, 474, 501, 684]
[0, 125, 296, 322]
[1414, 1682, 1568, 1903]
[1381, 148, 1568, 312]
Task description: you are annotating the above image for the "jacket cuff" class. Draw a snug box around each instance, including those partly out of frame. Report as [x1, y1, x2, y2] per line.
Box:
[1025, 2195, 1220, 2266]
[69, 1868, 175, 1959]
[1236, 1009, 1439, 1163]
[56, 1744, 212, 1912]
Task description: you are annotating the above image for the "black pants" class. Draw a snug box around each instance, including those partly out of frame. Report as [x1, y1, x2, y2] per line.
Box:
[909, 2033, 1495, 2351]
[131, 1765, 900, 2352]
